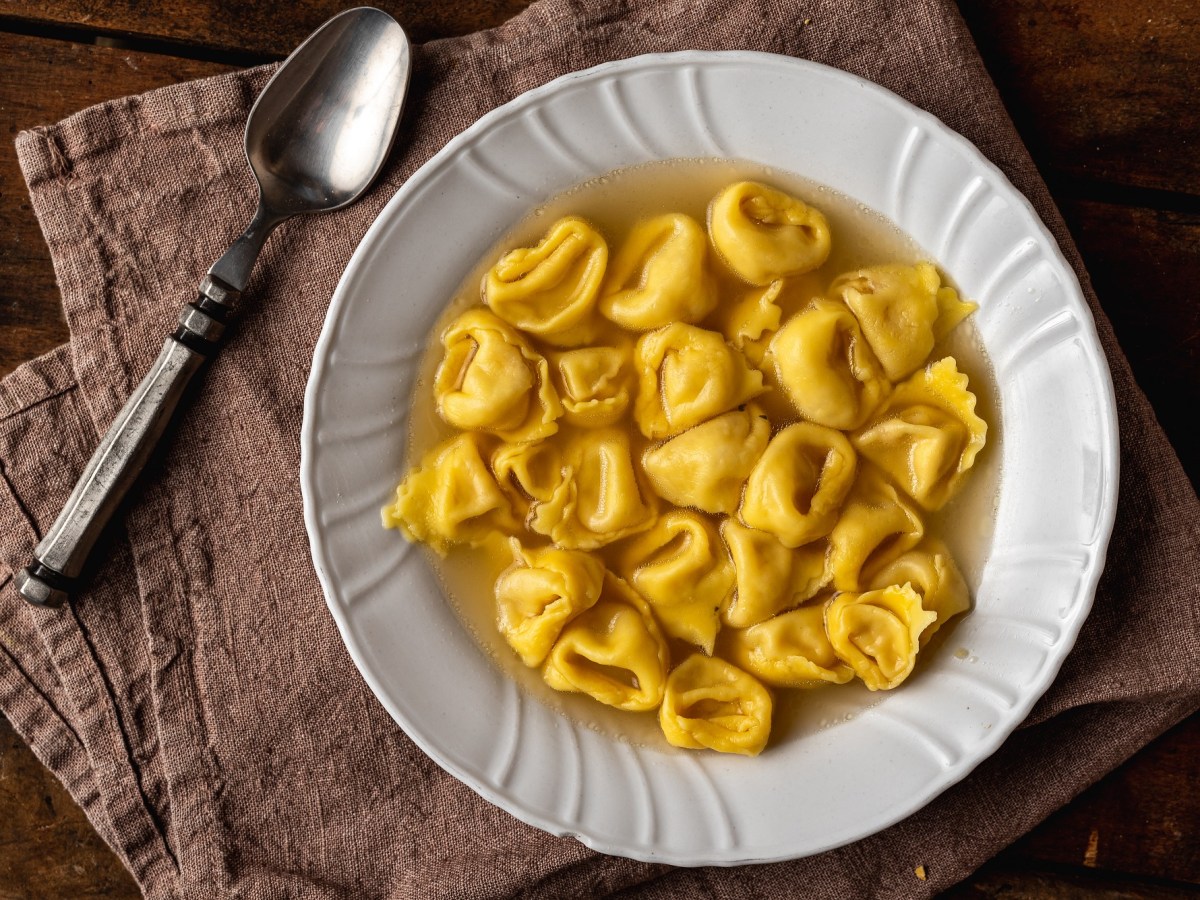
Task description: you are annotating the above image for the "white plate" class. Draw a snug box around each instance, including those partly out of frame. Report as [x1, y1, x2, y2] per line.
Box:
[300, 51, 1118, 866]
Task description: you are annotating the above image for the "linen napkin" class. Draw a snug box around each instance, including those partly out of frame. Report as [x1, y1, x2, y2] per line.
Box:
[1, 0, 1197, 897]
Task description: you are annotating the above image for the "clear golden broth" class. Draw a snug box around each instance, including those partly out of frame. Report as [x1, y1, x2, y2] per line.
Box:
[404, 158, 1002, 747]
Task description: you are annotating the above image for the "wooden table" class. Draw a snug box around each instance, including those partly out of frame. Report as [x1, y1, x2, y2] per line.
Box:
[0, 1, 1196, 897]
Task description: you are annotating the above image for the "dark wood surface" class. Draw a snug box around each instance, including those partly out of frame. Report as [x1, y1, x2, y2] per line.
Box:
[0, 2, 1196, 898]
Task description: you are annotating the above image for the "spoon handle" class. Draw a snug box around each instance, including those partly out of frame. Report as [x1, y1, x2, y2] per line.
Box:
[14, 280, 236, 607]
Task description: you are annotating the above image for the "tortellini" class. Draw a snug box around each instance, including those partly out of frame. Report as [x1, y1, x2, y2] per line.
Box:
[709, 181, 831, 285]
[495, 542, 605, 667]
[634, 323, 765, 439]
[714, 280, 784, 352]
[659, 654, 773, 756]
[600, 213, 718, 330]
[492, 429, 657, 548]
[828, 465, 925, 591]
[386, 173, 992, 756]
[434, 308, 562, 443]
[612, 511, 734, 653]
[543, 573, 668, 711]
[720, 520, 830, 628]
[641, 407, 771, 515]
[826, 584, 937, 691]
[739, 422, 857, 547]
[484, 216, 607, 346]
[382, 433, 518, 555]
[866, 538, 970, 647]
[833, 262, 980, 382]
[933, 281, 979, 343]
[724, 598, 853, 687]
[550, 343, 635, 427]
[491, 439, 565, 524]
[526, 427, 658, 550]
[853, 358, 988, 510]
[830, 262, 940, 381]
[768, 298, 889, 431]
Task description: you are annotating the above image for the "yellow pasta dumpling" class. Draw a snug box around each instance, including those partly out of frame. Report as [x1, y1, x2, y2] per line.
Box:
[825, 584, 936, 690]
[641, 407, 771, 515]
[491, 439, 566, 524]
[600, 213, 718, 330]
[709, 181, 831, 285]
[724, 598, 854, 687]
[830, 262, 942, 381]
[612, 511, 735, 653]
[740, 422, 857, 548]
[720, 520, 830, 628]
[387, 173, 996, 756]
[434, 307, 563, 443]
[543, 573, 668, 711]
[828, 465, 924, 591]
[659, 654, 773, 756]
[495, 542, 606, 667]
[550, 343, 635, 427]
[768, 298, 889, 430]
[484, 216, 607, 346]
[382, 433, 519, 555]
[852, 357, 988, 511]
[713, 280, 784, 351]
[528, 427, 658, 550]
[933, 284, 979, 344]
[866, 538, 970, 647]
[634, 323, 765, 439]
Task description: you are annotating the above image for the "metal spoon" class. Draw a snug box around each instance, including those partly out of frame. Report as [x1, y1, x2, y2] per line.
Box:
[16, 7, 412, 607]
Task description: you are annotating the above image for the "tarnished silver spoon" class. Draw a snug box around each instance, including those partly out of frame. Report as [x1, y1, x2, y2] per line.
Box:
[16, 7, 412, 607]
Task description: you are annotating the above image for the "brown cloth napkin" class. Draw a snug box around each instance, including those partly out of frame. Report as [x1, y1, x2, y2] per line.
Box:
[1, 0, 1197, 897]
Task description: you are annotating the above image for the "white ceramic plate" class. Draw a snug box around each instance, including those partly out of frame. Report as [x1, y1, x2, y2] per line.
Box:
[300, 51, 1118, 865]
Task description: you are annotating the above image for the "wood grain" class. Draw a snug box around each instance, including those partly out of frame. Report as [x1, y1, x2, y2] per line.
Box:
[997, 715, 1200, 886]
[1061, 199, 1200, 482]
[961, 0, 1200, 196]
[0, 718, 139, 899]
[0, 32, 230, 378]
[944, 865, 1198, 899]
[0, 0, 533, 53]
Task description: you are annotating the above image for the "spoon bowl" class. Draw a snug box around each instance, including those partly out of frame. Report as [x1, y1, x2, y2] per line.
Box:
[211, 7, 412, 291]
[248, 7, 412, 216]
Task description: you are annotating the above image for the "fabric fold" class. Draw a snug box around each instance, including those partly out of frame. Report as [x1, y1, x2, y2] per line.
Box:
[1, 0, 1197, 897]
[0, 347, 180, 897]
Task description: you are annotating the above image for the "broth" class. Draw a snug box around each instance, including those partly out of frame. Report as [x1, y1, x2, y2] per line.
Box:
[402, 158, 1002, 748]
